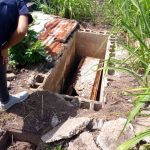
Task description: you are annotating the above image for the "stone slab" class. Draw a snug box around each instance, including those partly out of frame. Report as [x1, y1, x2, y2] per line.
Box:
[96, 118, 134, 150]
[68, 131, 99, 150]
[41, 117, 92, 143]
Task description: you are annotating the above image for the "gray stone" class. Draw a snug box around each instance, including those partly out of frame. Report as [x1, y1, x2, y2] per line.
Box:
[51, 114, 61, 128]
[96, 118, 134, 150]
[133, 123, 150, 143]
[115, 49, 129, 60]
[41, 117, 92, 143]
[133, 117, 150, 143]
[68, 131, 99, 150]
[89, 119, 104, 130]
[7, 73, 16, 81]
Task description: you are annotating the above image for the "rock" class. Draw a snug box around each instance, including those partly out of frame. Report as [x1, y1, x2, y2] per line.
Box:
[7, 73, 16, 81]
[41, 117, 92, 143]
[51, 114, 61, 128]
[68, 131, 99, 150]
[115, 49, 129, 60]
[133, 123, 150, 143]
[140, 110, 150, 115]
[88, 119, 104, 130]
[28, 74, 36, 87]
[96, 118, 134, 150]
[133, 117, 150, 143]
[135, 117, 150, 127]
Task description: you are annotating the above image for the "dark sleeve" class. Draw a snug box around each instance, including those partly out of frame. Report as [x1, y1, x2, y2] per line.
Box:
[17, 0, 33, 24]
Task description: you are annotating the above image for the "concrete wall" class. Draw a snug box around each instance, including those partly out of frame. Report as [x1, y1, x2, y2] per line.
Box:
[42, 32, 76, 92]
[41, 31, 109, 102]
[76, 31, 108, 59]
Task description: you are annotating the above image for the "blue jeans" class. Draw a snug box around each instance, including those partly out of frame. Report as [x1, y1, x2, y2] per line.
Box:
[0, 54, 9, 104]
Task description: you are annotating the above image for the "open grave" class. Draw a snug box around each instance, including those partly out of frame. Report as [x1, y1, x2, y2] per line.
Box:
[1, 12, 147, 150]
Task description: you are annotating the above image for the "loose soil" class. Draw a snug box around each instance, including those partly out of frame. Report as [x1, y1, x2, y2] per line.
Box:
[0, 91, 78, 135]
[1, 65, 138, 149]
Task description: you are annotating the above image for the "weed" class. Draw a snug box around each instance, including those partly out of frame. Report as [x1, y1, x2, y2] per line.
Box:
[34, 0, 95, 21]
[100, 0, 150, 149]
[9, 29, 46, 67]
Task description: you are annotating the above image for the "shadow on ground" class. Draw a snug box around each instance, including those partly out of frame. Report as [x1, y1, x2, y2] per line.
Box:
[0, 91, 79, 149]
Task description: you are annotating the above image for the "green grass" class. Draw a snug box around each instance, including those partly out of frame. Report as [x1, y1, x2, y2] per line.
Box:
[9, 29, 46, 66]
[34, 0, 95, 21]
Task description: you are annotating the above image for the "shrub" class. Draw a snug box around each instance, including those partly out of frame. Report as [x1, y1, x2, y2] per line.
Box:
[9, 29, 46, 66]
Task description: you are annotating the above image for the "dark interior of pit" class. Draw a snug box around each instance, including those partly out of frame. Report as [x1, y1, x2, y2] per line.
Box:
[61, 53, 103, 101]
[0, 131, 36, 150]
[58, 32, 108, 101]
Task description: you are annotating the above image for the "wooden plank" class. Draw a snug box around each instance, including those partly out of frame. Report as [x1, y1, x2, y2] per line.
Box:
[90, 62, 102, 100]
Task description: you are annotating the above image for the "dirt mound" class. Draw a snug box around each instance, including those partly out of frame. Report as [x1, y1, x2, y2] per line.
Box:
[0, 91, 79, 135]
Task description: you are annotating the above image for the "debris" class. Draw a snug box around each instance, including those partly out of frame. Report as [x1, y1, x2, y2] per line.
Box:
[96, 118, 134, 150]
[68, 131, 99, 150]
[7, 73, 16, 81]
[133, 117, 150, 143]
[135, 117, 150, 127]
[140, 110, 150, 115]
[41, 117, 92, 143]
[133, 123, 150, 143]
[88, 119, 104, 130]
[51, 114, 61, 128]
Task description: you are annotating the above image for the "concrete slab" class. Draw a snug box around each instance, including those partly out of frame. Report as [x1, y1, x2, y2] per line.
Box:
[68, 131, 99, 150]
[41, 117, 92, 143]
[96, 118, 134, 150]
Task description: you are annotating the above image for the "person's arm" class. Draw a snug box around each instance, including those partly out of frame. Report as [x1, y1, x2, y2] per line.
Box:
[1, 15, 28, 64]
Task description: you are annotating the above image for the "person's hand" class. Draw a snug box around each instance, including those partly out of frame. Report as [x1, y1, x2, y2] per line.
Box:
[1, 48, 8, 64]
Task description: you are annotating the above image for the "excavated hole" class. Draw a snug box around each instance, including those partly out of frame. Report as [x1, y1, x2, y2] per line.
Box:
[60, 32, 108, 101]
[61, 53, 104, 101]
[41, 32, 109, 103]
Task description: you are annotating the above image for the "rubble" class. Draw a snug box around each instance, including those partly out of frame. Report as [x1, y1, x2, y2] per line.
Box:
[96, 118, 134, 150]
[41, 117, 92, 143]
[88, 119, 104, 130]
[133, 117, 150, 143]
[7, 73, 16, 81]
[51, 114, 61, 128]
[68, 131, 99, 150]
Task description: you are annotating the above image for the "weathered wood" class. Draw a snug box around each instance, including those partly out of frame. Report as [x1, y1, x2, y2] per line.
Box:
[90, 62, 103, 100]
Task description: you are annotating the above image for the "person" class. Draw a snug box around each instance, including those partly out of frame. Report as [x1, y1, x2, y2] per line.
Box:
[0, 0, 33, 111]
